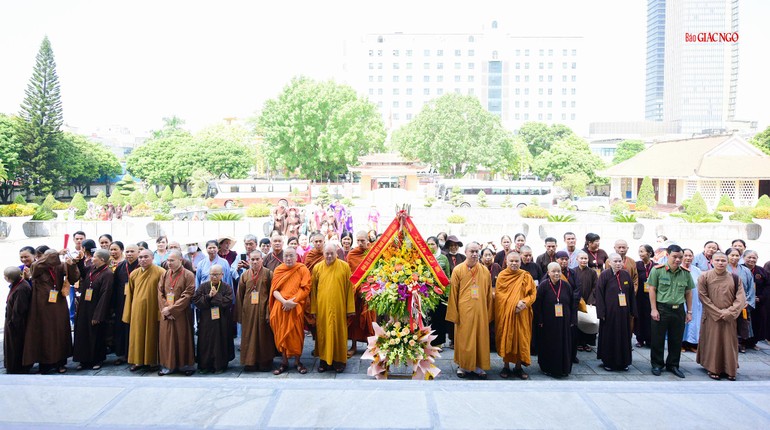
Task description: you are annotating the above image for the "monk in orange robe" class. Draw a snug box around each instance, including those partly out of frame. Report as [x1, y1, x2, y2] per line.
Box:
[346, 231, 376, 357]
[269, 247, 312, 375]
[495, 251, 537, 379]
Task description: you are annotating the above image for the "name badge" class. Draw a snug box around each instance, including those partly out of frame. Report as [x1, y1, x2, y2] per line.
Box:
[167, 292, 175, 305]
[555, 303, 564, 317]
[251, 290, 259, 305]
[124, 283, 129, 296]
[211, 307, 221, 320]
[471, 286, 479, 299]
[643, 283, 649, 293]
[48, 290, 58, 303]
[85, 288, 93, 301]
[618, 293, 627, 307]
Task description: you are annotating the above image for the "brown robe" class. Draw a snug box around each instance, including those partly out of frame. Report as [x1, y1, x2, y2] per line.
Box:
[157, 267, 196, 370]
[347, 246, 376, 342]
[73, 263, 114, 365]
[696, 270, 746, 377]
[193, 281, 234, 371]
[270, 263, 312, 356]
[303, 248, 324, 273]
[446, 262, 493, 371]
[494, 268, 536, 365]
[23, 252, 80, 367]
[4, 279, 32, 373]
[237, 267, 275, 369]
[263, 250, 284, 272]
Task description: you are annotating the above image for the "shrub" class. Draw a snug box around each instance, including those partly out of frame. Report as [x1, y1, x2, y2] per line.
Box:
[108, 192, 125, 206]
[13, 194, 27, 205]
[680, 213, 720, 223]
[146, 187, 159, 202]
[610, 200, 630, 215]
[128, 190, 144, 206]
[207, 212, 244, 221]
[153, 213, 174, 221]
[70, 193, 88, 215]
[129, 203, 153, 217]
[519, 206, 549, 219]
[315, 186, 332, 207]
[636, 209, 661, 219]
[547, 214, 576, 222]
[42, 194, 58, 209]
[637, 176, 656, 210]
[686, 192, 708, 216]
[756, 195, 770, 208]
[717, 194, 735, 209]
[449, 187, 463, 208]
[424, 196, 436, 208]
[342, 197, 354, 207]
[613, 213, 638, 223]
[172, 185, 187, 199]
[0, 204, 36, 217]
[558, 199, 576, 211]
[717, 205, 736, 212]
[730, 207, 754, 223]
[160, 185, 174, 202]
[752, 207, 770, 220]
[205, 198, 219, 209]
[246, 204, 271, 217]
[172, 198, 199, 209]
[32, 206, 56, 220]
[477, 190, 488, 208]
[92, 191, 108, 207]
[447, 214, 466, 224]
[501, 195, 513, 209]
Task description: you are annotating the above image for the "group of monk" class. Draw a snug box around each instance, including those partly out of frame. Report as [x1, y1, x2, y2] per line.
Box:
[432, 232, 769, 381]
[4, 229, 375, 376]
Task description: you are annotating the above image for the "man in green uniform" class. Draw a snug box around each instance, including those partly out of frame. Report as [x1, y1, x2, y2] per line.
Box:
[647, 244, 694, 378]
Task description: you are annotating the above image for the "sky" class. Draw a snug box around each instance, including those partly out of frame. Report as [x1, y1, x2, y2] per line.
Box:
[0, 0, 768, 135]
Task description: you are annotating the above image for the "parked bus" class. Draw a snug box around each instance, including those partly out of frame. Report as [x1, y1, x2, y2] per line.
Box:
[435, 179, 555, 208]
[207, 179, 312, 208]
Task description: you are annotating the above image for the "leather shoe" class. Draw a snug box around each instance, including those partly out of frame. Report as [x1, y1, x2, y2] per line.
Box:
[668, 367, 685, 378]
[651, 367, 662, 376]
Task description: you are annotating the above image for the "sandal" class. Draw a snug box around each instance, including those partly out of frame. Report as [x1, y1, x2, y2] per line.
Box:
[456, 369, 468, 379]
[515, 369, 529, 380]
[273, 363, 289, 375]
[76, 364, 84, 371]
[113, 358, 125, 366]
[500, 368, 512, 379]
[346, 348, 357, 359]
[707, 372, 721, 380]
[296, 363, 308, 374]
[57, 366, 67, 374]
[334, 365, 346, 373]
[129, 364, 142, 372]
[726, 375, 736, 381]
[92, 364, 102, 371]
[318, 362, 331, 373]
[476, 372, 488, 380]
[739, 345, 746, 353]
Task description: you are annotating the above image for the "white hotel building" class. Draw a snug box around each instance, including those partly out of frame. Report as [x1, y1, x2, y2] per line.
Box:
[344, 21, 583, 132]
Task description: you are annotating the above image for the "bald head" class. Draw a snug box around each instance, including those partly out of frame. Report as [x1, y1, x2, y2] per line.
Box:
[311, 233, 325, 251]
[355, 230, 368, 249]
[323, 243, 338, 265]
[614, 239, 629, 258]
[138, 249, 153, 268]
[4, 266, 22, 283]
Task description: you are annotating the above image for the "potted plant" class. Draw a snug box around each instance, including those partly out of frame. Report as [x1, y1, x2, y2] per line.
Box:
[0, 203, 36, 241]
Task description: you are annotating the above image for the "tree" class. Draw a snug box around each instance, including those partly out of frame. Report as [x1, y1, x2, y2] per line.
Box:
[0, 160, 6, 182]
[0, 114, 22, 202]
[115, 173, 138, 197]
[556, 172, 590, 198]
[189, 168, 214, 198]
[70, 192, 87, 215]
[612, 140, 646, 164]
[179, 123, 255, 180]
[152, 116, 187, 139]
[750, 125, 770, 156]
[686, 192, 708, 216]
[160, 185, 174, 202]
[128, 189, 144, 206]
[315, 186, 332, 207]
[146, 187, 158, 202]
[108, 191, 125, 206]
[531, 134, 605, 181]
[257, 76, 386, 180]
[517, 122, 574, 157]
[172, 185, 187, 199]
[477, 190, 488, 208]
[126, 132, 192, 186]
[15, 36, 65, 196]
[392, 94, 515, 177]
[636, 176, 657, 210]
[92, 191, 108, 207]
[58, 132, 122, 193]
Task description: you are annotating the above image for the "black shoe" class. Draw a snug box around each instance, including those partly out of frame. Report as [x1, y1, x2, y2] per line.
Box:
[572, 357, 580, 364]
[668, 367, 685, 378]
[184, 370, 195, 376]
[651, 367, 662, 376]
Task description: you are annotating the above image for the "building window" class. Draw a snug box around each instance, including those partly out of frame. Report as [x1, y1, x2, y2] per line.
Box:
[562, 113, 566, 120]
[377, 50, 382, 56]
[393, 63, 400, 69]
[424, 88, 430, 95]
[393, 101, 399, 108]
[539, 75, 544, 82]
[539, 49, 544, 56]
[525, 63, 530, 69]
[515, 101, 520, 108]
[538, 88, 544, 95]
[437, 75, 443, 82]
[406, 113, 412, 120]
[571, 101, 576, 108]
[377, 101, 383, 108]
[455, 88, 461, 94]
[515, 113, 520, 119]
[524, 88, 529, 95]
[455, 62, 461, 69]
[547, 101, 552, 108]
[515, 75, 520, 82]
[515, 88, 520, 95]
[572, 62, 577, 69]
[562, 75, 567, 82]
[368, 88, 374, 95]
[455, 75, 461, 82]
[548, 49, 553, 56]
[562, 88, 567, 95]
[469, 35, 476, 42]
[406, 62, 413, 69]
[525, 49, 530, 56]
[424, 62, 430, 69]
[563, 49, 567, 56]
[539, 62, 544, 69]
[548, 75, 553, 82]
[437, 88, 444, 95]
[393, 113, 399, 120]
[571, 113, 576, 120]
[406, 101, 412, 107]
[378, 75, 383, 82]
[548, 88, 552, 95]
[437, 49, 443, 56]
[368, 50, 374, 56]
[571, 88, 576, 95]
[406, 50, 413, 56]
[492, 51, 498, 60]
[547, 113, 552, 120]
[538, 113, 543, 120]
[378, 88, 383, 95]
[468, 49, 475, 56]
[368, 63, 374, 69]
[437, 62, 443, 69]
[393, 88, 400, 95]
[468, 75, 474, 82]
[563, 62, 567, 69]
[424, 49, 430, 56]
[468, 88, 474, 95]
[406, 75, 413, 82]
[368, 75, 374, 82]
[515, 49, 521, 56]
[572, 49, 577, 56]
[562, 101, 567, 108]
[548, 62, 553, 69]
[515, 63, 520, 69]
[468, 62, 475, 69]
[393, 50, 399, 56]
[538, 101, 543, 108]
[377, 36, 383, 43]
[423, 75, 430, 82]
[455, 49, 461, 56]
[393, 76, 399, 82]
[406, 88, 413, 95]
[524, 113, 529, 120]
[378, 63, 383, 69]
[524, 101, 529, 107]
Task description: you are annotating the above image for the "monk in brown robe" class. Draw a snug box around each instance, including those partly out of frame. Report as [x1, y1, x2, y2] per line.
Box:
[346, 230, 375, 357]
[158, 250, 196, 376]
[446, 242, 493, 379]
[4, 267, 32, 374]
[123, 249, 164, 371]
[237, 251, 275, 372]
[23, 249, 80, 374]
[193, 263, 234, 374]
[263, 232, 285, 271]
[270, 247, 312, 374]
[697, 251, 746, 381]
[73, 249, 114, 370]
[495, 251, 536, 379]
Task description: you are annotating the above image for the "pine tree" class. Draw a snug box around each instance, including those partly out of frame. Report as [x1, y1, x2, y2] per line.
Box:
[70, 192, 87, 215]
[172, 185, 187, 199]
[146, 187, 159, 202]
[16, 36, 64, 196]
[636, 176, 656, 211]
[160, 185, 174, 202]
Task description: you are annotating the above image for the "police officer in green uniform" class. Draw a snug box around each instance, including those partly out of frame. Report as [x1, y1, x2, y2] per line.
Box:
[646, 244, 694, 378]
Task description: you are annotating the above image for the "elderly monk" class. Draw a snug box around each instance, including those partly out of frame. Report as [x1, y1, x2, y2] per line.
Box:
[697, 251, 746, 381]
[4, 266, 32, 374]
[535, 262, 575, 378]
[73, 249, 114, 370]
[447, 242, 493, 379]
[193, 264, 234, 374]
[237, 251, 275, 372]
[596, 253, 637, 372]
[270, 247, 312, 374]
[303, 233, 326, 354]
[157, 250, 196, 376]
[495, 251, 536, 380]
[311, 243, 355, 373]
[346, 230, 376, 357]
[23, 249, 80, 374]
[123, 249, 165, 372]
[604, 239, 639, 294]
[263, 232, 285, 271]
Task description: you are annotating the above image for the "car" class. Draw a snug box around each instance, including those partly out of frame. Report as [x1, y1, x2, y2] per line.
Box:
[573, 196, 610, 211]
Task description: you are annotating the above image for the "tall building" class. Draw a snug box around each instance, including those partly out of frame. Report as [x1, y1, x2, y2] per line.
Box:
[647, 0, 739, 134]
[344, 21, 582, 132]
[645, 0, 666, 121]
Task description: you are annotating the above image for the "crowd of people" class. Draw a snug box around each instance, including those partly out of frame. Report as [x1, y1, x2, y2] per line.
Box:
[4, 227, 769, 381]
